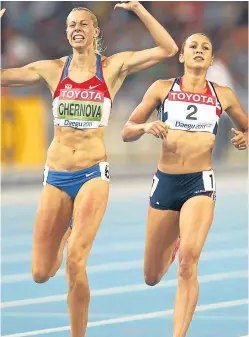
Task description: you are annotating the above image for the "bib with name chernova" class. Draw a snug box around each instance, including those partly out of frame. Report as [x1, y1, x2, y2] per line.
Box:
[157, 77, 222, 134]
[52, 54, 112, 130]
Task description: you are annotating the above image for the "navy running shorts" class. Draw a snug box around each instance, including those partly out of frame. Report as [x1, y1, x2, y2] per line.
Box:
[150, 168, 216, 211]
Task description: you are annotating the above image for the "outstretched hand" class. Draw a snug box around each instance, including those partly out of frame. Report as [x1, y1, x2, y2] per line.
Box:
[0, 8, 6, 18]
[231, 128, 248, 150]
[114, 1, 140, 11]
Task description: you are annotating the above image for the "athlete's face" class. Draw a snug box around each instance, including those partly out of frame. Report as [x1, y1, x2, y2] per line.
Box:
[66, 10, 99, 50]
[179, 34, 214, 69]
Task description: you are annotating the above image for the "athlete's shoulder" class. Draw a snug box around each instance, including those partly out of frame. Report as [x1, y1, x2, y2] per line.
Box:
[143, 79, 175, 102]
[101, 52, 122, 67]
[211, 82, 234, 95]
[51, 57, 69, 69]
[100, 54, 108, 61]
[157, 78, 176, 87]
[209, 82, 237, 110]
[149, 78, 175, 92]
[98, 54, 119, 73]
[24, 57, 69, 82]
[27, 57, 67, 71]
[99, 54, 109, 66]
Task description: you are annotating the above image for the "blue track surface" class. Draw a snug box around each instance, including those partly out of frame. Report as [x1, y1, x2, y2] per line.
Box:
[1, 184, 248, 337]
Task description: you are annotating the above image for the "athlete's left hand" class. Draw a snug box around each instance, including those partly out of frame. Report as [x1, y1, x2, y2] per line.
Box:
[231, 128, 248, 150]
[114, 1, 140, 11]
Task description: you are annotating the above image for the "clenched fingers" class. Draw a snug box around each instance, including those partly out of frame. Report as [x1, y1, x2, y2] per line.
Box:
[231, 134, 246, 147]
[152, 121, 168, 139]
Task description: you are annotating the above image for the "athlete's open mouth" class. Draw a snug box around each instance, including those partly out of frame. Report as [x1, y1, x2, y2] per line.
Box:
[73, 34, 85, 41]
[194, 56, 204, 61]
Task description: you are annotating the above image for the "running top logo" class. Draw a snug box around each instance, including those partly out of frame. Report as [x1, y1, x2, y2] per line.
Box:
[158, 77, 222, 135]
[168, 92, 216, 106]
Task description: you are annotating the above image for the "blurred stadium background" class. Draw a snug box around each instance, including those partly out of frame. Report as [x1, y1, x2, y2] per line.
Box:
[1, 1, 248, 187]
[1, 2, 248, 336]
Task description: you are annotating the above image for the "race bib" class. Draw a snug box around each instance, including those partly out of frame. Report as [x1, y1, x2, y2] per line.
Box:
[57, 89, 104, 129]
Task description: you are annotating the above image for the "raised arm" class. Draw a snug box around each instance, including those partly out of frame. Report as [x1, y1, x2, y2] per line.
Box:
[122, 80, 168, 142]
[114, 2, 178, 75]
[224, 87, 248, 150]
[1, 61, 46, 87]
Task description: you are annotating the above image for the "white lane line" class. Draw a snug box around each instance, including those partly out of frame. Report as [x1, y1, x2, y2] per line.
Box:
[2, 312, 124, 319]
[3, 312, 248, 321]
[2, 299, 248, 337]
[1, 248, 247, 283]
[1, 270, 247, 308]
[1, 259, 142, 283]
[2, 241, 144, 263]
[2, 227, 247, 250]
[194, 314, 248, 321]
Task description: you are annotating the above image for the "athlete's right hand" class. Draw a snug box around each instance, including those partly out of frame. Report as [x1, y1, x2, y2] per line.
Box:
[143, 120, 168, 139]
[114, 1, 140, 11]
[0, 8, 6, 18]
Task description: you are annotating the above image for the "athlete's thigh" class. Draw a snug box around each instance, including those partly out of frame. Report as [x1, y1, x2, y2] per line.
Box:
[32, 184, 73, 266]
[144, 205, 180, 275]
[179, 196, 215, 261]
[67, 178, 109, 262]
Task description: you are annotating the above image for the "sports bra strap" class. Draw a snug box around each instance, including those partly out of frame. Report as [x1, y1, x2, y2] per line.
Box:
[96, 54, 103, 81]
[61, 54, 73, 82]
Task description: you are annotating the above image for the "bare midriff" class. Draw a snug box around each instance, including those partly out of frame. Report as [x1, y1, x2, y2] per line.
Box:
[158, 129, 215, 174]
[46, 126, 107, 171]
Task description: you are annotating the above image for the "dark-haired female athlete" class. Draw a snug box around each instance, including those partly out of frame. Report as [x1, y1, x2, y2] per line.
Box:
[122, 33, 248, 337]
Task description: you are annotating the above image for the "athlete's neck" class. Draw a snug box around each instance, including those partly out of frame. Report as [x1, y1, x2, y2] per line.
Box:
[181, 71, 207, 93]
[71, 48, 96, 70]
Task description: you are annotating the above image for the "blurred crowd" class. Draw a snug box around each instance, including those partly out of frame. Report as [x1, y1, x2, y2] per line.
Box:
[1, 1, 248, 162]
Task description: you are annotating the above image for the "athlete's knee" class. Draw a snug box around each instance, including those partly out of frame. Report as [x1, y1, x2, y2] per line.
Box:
[32, 268, 50, 284]
[67, 247, 86, 275]
[67, 243, 89, 282]
[144, 268, 162, 286]
[178, 250, 198, 280]
[144, 275, 161, 286]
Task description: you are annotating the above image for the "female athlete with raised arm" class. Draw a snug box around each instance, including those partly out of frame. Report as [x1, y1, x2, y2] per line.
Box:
[1, 3, 178, 337]
[122, 33, 248, 337]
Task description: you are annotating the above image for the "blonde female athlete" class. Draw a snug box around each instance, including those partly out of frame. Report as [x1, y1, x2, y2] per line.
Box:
[1, 3, 178, 337]
[122, 33, 248, 337]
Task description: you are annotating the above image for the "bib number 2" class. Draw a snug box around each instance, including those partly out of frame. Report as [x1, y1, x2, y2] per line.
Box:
[186, 105, 197, 120]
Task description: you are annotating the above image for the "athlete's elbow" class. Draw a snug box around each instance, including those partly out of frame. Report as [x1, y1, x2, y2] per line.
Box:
[157, 44, 178, 59]
[167, 44, 179, 58]
[121, 128, 130, 142]
[122, 127, 137, 142]
[122, 131, 141, 143]
[122, 122, 144, 142]
[161, 45, 179, 58]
